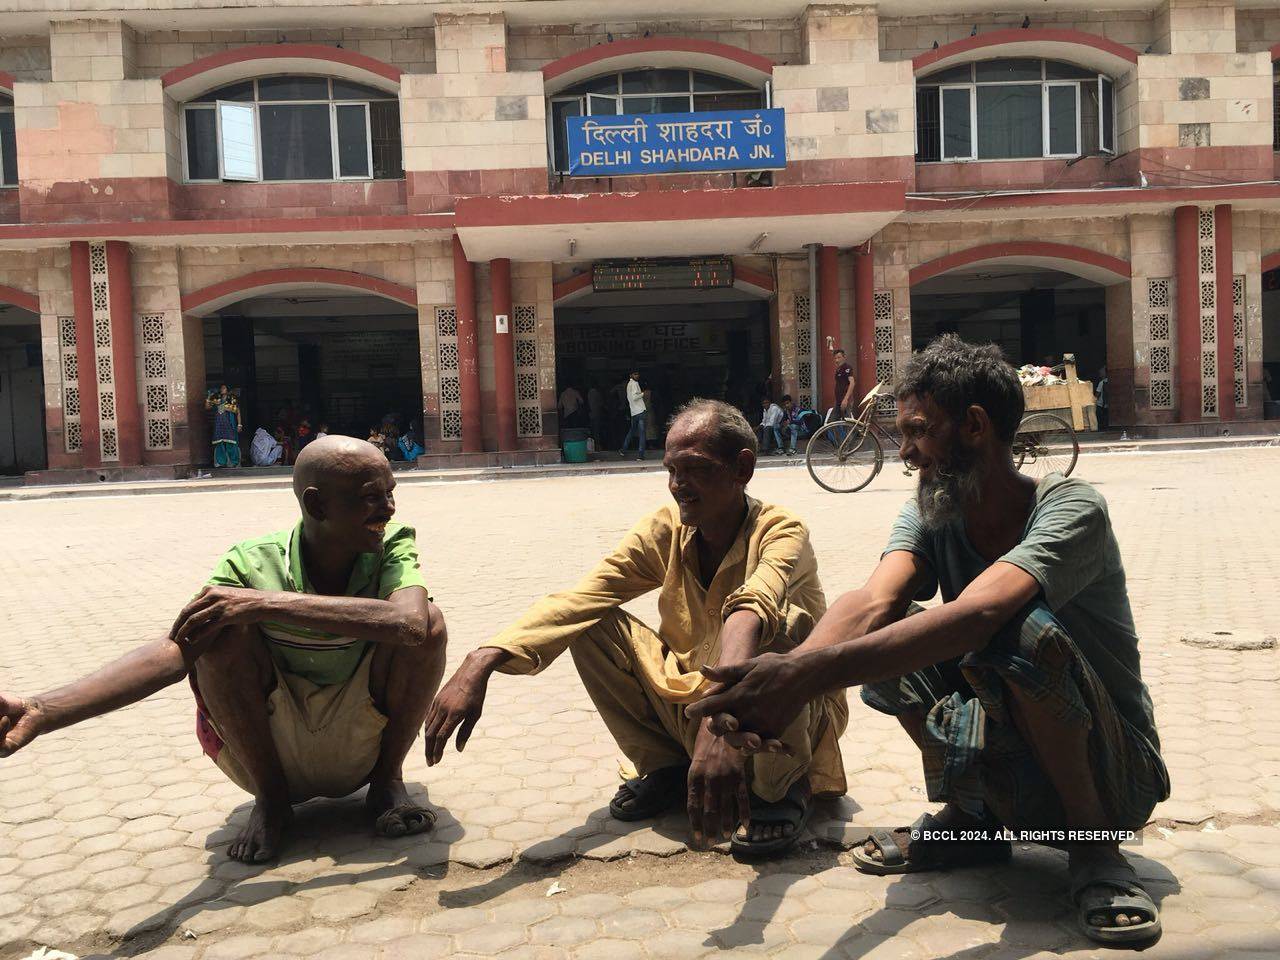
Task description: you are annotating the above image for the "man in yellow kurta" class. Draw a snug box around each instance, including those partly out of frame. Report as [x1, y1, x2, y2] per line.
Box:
[424, 400, 846, 857]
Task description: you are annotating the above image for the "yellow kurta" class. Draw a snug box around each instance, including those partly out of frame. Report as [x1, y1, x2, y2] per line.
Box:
[487, 496, 848, 797]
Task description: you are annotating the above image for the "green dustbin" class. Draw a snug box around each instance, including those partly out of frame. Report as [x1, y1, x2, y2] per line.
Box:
[563, 438, 589, 463]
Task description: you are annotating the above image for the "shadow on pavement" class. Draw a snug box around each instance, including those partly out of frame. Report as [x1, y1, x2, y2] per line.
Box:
[99, 781, 454, 957]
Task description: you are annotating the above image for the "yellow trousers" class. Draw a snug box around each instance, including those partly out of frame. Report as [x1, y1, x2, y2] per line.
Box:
[569, 609, 831, 803]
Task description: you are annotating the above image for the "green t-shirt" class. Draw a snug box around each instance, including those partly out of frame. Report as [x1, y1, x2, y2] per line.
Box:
[884, 475, 1160, 753]
[206, 521, 426, 686]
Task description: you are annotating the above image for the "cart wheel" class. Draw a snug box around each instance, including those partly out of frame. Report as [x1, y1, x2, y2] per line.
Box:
[1013, 413, 1079, 479]
[806, 421, 884, 493]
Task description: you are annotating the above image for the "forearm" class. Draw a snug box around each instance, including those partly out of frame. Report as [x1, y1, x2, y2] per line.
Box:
[34, 636, 188, 735]
[794, 588, 905, 654]
[717, 610, 763, 667]
[256, 592, 428, 646]
[793, 600, 997, 697]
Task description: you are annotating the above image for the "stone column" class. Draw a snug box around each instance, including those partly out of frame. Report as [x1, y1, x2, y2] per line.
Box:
[69, 242, 101, 467]
[853, 243, 876, 400]
[490, 258, 516, 450]
[1214, 204, 1234, 421]
[1174, 205, 1201, 421]
[452, 234, 482, 452]
[106, 241, 141, 464]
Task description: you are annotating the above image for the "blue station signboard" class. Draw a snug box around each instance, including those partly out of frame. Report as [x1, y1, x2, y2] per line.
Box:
[565, 108, 786, 177]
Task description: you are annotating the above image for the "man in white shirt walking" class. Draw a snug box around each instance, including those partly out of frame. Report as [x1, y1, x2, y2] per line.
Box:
[619, 370, 648, 460]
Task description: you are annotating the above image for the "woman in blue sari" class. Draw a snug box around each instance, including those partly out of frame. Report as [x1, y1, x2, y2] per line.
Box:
[205, 384, 242, 467]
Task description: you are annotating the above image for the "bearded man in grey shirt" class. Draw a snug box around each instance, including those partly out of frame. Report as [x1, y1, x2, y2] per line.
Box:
[688, 335, 1169, 948]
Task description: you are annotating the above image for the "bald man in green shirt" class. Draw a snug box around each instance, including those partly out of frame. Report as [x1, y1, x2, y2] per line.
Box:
[0, 436, 447, 863]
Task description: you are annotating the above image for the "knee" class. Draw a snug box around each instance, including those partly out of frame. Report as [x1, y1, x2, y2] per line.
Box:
[407, 602, 448, 655]
[194, 624, 269, 686]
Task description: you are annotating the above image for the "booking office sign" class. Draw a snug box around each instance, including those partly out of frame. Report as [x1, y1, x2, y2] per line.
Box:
[565, 109, 786, 176]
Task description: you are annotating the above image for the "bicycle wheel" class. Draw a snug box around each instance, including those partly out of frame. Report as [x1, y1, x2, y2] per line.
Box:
[1013, 413, 1079, 479]
[806, 420, 884, 493]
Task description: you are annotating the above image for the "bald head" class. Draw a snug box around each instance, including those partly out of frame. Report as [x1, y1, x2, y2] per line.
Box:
[666, 399, 758, 464]
[292, 435, 390, 503]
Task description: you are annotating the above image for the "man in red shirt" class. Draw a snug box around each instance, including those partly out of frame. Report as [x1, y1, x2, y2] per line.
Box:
[829, 343, 855, 420]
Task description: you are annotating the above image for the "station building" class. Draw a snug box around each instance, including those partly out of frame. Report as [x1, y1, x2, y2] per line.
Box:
[0, 0, 1277, 477]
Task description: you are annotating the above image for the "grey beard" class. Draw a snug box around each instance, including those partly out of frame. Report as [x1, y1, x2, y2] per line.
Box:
[916, 457, 983, 531]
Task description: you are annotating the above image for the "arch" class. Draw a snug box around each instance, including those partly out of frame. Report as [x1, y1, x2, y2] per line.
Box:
[0, 283, 39, 314]
[180, 268, 416, 317]
[1263, 252, 1280, 275]
[910, 241, 1131, 287]
[162, 44, 402, 102]
[543, 37, 774, 94]
[0, 71, 13, 97]
[913, 28, 1138, 79]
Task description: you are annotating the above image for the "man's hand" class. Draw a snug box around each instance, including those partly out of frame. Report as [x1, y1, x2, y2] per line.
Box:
[685, 651, 813, 750]
[0, 693, 46, 758]
[687, 719, 749, 848]
[170, 586, 267, 650]
[423, 648, 506, 766]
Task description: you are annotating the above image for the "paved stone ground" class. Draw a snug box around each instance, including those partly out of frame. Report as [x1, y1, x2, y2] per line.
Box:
[2, 448, 1279, 959]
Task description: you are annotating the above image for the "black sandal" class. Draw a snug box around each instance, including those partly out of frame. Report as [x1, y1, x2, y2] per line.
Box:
[852, 811, 1012, 875]
[608, 764, 689, 822]
[1070, 855, 1162, 946]
[730, 780, 812, 860]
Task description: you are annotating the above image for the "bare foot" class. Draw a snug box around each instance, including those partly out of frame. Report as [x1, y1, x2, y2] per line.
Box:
[366, 778, 436, 838]
[228, 798, 293, 863]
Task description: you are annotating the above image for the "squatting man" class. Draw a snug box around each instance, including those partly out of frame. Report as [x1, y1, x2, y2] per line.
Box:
[0, 436, 446, 863]
[688, 335, 1169, 947]
[426, 399, 848, 857]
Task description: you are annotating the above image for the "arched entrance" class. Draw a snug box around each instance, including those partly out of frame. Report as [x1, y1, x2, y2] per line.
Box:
[553, 266, 774, 451]
[910, 242, 1130, 384]
[0, 293, 44, 474]
[183, 270, 420, 464]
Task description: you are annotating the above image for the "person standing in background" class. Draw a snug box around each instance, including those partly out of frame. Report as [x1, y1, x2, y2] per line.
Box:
[1094, 367, 1109, 431]
[619, 370, 647, 461]
[826, 339, 855, 421]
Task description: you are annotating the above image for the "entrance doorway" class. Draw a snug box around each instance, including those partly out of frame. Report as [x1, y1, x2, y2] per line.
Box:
[0, 304, 45, 475]
[555, 291, 772, 451]
[201, 294, 421, 463]
[910, 266, 1108, 380]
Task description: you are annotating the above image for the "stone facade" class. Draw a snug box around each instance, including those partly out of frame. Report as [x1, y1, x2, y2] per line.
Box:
[0, 0, 1274, 477]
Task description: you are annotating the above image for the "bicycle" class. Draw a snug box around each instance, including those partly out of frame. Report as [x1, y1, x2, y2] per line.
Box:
[805, 384, 1080, 493]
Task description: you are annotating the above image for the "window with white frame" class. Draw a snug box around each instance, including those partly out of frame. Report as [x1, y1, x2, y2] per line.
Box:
[182, 76, 403, 183]
[915, 59, 1116, 163]
[0, 95, 16, 187]
[547, 69, 767, 172]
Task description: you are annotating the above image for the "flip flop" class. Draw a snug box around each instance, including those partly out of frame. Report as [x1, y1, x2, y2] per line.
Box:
[374, 802, 437, 838]
[1069, 855, 1162, 947]
[608, 764, 689, 822]
[852, 811, 1012, 875]
[730, 780, 812, 860]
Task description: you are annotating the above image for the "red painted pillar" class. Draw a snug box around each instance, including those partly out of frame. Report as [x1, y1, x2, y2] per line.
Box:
[452, 234, 483, 452]
[490, 258, 517, 450]
[69, 241, 101, 468]
[106, 241, 142, 464]
[817, 245, 841, 411]
[853, 242, 876, 401]
[814, 244, 844, 409]
[1174, 206, 1201, 422]
[1214, 204, 1234, 421]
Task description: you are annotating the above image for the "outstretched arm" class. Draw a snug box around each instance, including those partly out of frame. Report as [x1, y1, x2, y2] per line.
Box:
[0, 630, 211, 758]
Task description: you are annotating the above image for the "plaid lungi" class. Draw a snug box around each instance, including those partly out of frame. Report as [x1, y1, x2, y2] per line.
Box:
[861, 602, 1169, 832]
